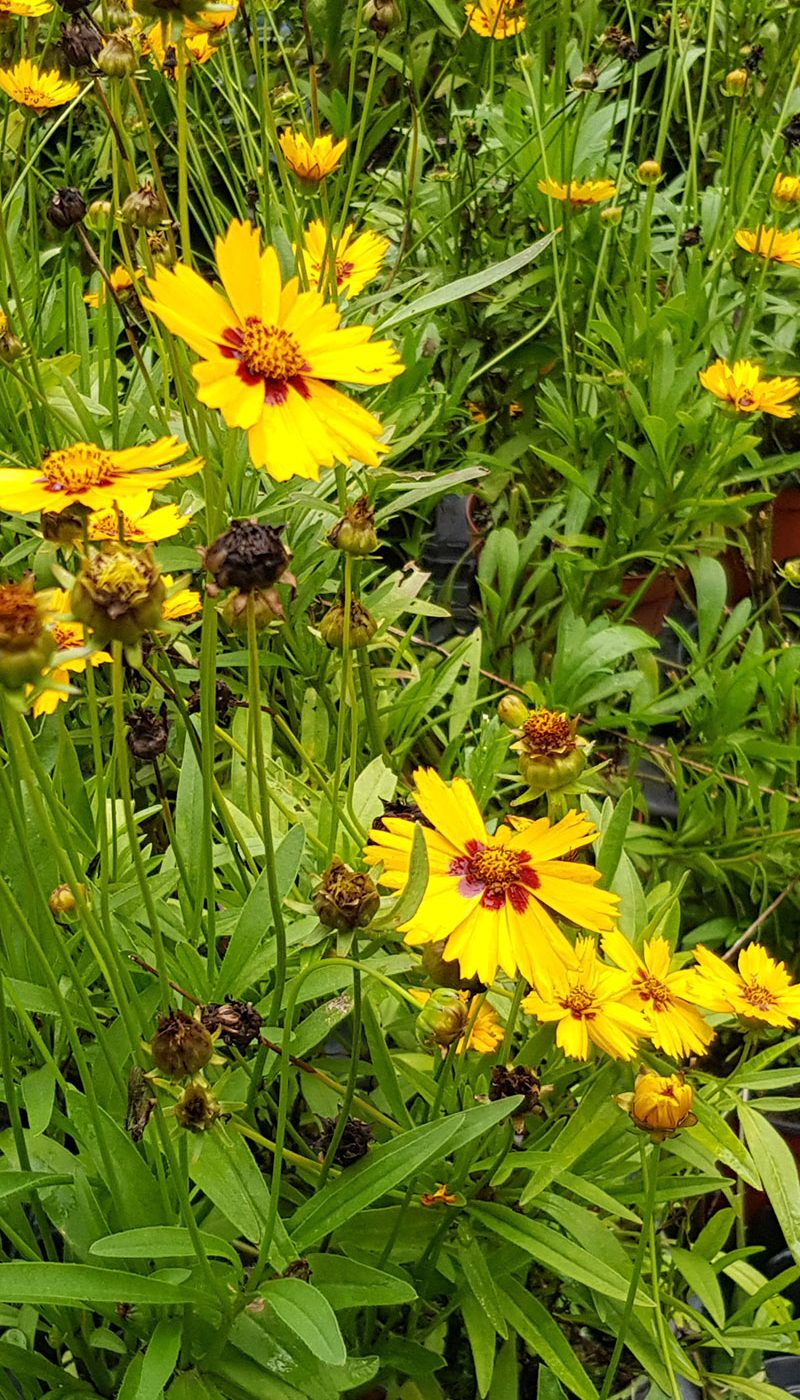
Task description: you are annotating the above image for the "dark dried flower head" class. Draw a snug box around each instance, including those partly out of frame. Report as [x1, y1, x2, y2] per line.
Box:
[784, 116, 800, 150]
[60, 18, 102, 69]
[204, 519, 290, 592]
[743, 43, 764, 73]
[603, 25, 639, 60]
[174, 1080, 221, 1132]
[201, 1000, 262, 1052]
[312, 1116, 374, 1166]
[372, 798, 431, 832]
[282, 1259, 312, 1282]
[47, 188, 86, 231]
[0, 580, 55, 689]
[126, 703, 169, 760]
[490, 1065, 543, 1116]
[187, 679, 235, 725]
[679, 224, 702, 249]
[312, 857, 380, 932]
[150, 1008, 213, 1077]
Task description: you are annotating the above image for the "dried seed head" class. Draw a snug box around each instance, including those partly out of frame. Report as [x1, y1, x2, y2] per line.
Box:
[204, 519, 290, 591]
[312, 1116, 374, 1167]
[60, 19, 102, 69]
[201, 1000, 263, 1052]
[489, 1064, 543, 1116]
[150, 1009, 213, 1078]
[121, 182, 167, 229]
[312, 857, 381, 932]
[187, 679, 235, 725]
[126, 703, 169, 760]
[47, 188, 86, 231]
[0, 580, 55, 689]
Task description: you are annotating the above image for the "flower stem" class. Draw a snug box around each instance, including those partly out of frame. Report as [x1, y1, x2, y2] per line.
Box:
[599, 1138, 657, 1400]
[246, 598, 287, 1023]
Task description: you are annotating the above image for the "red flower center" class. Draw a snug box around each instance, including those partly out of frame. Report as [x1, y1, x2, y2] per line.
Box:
[449, 838, 540, 911]
[221, 317, 310, 405]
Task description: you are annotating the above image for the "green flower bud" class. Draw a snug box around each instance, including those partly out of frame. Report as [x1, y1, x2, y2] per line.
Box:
[328, 497, 378, 556]
[121, 182, 168, 230]
[96, 33, 139, 77]
[637, 159, 662, 186]
[497, 693, 529, 728]
[415, 987, 468, 1049]
[319, 596, 376, 650]
[174, 1080, 221, 1132]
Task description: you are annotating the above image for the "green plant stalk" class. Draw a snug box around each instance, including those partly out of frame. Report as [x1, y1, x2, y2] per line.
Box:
[175, 39, 192, 264]
[599, 1137, 658, 1400]
[326, 550, 354, 858]
[645, 1141, 683, 1400]
[316, 932, 362, 1188]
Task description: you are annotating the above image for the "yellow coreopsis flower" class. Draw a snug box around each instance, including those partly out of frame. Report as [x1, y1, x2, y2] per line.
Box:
[161, 574, 201, 621]
[690, 943, 800, 1030]
[364, 768, 620, 987]
[773, 173, 800, 206]
[602, 930, 715, 1058]
[278, 129, 347, 186]
[538, 176, 617, 206]
[699, 358, 800, 419]
[27, 589, 110, 717]
[0, 0, 53, 15]
[735, 226, 800, 268]
[0, 58, 80, 113]
[301, 220, 389, 300]
[465, 0, 526, 38]
[0, 439, 202, 515]
[522, 938, 649, 1061]
[183, 0, 237, 35]
[87, 491, 190, 543]
[616, 1069, 697, 1141]
[84, 266, 145, 308]
[143, 23, 218, 71]
[143, 219, 403, 481]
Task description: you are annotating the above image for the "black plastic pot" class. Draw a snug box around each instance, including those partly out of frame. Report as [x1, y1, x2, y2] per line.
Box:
[422, 495, 478, 641]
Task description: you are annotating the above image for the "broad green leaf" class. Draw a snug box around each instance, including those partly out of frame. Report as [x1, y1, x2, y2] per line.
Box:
[0, 1170, 71, 1205]
[214, 824, 305, 997]
[305, 1253, 416, 1307]
[740, 1105, 800, 1264]
[0, 1263, 203, 1306]
[361, 998, 414, 1130]
[499, 1279, 598, 1400]
[381, 234, 557, 329]
[689, 1094, 761, 1189]
[90, 1227, 240, 1269]
[133, 1318, 181, 1400]
[458, 1233, 508, 1337]
[707, 1375, 796, 1399]
[173, 717, 204, 890]
[488, 1337, 519, 1400]
[189, 1126, 294, 1268]
[462, 1292, 496, 1398]
[66, 1086, 170, 1230]
[262, 1279, 346, 1366]
[0, 1338, 94, 1390]
[21, 1065, 56, 1137]
[291, 1097, 519, 1251]
[595, 790, 634, 885]
[670, 1246, 726, 1327]
[689, 555, 727, 656]
[521, 1064, 618, 1203]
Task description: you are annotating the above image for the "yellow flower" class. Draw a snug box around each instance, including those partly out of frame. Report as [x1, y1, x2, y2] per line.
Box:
[364, 768, 620, 987]
[0, 0, 53, 14]
[410, 988, 504, 1054]
[420, 1183, 459, 1206]
[300, 220, 389, 300]
[143, 23, 219, 72]
[466, 400, 488, 424]
[465, 0, 526, 39]
[699, 358, 800, 419]
[511, 707, 588, 792]
[602, 930, 715, 1058]
[522, 938, 649, 1061]
[0, 439, 201, 515]
[735, 226, 800, 268]
[538, 176, 617, 206]
[616, 1069, 696, 1141]
[278, 129, 347, 186]
[161, 574, 201, 621]
[28, 589, 110, 717]
[87, 491, 191, 543]
[84, 266, 145, 309]
[689, 943, 800, 1030]
[143, 219, 403, 481]
[183, 0, 237, 35]
[773, 173, 800, 206]
[0, 58, 80, 113]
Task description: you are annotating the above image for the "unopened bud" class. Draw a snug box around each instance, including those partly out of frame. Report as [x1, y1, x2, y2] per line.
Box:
[723, 68, 749, 96]
[85, 198, 113, 231]
[637, 159, 662, 186]
[121, 182, 167, 230]
[150, 1009, 213, 1078]
[48, 882, 88, 919]
[328, 496, 378, 556]
[615, 1069, 696, 1142]
[319, 596, 376, 649]
[415, 987, 468, 1049]
[96, 32, 139, 77]
[497, 693, 529, 728]
[312, 857, 380, 932]
[572, 65, 598, 91]
[783, 558, 800, 586]
[601, 204, 623, 225]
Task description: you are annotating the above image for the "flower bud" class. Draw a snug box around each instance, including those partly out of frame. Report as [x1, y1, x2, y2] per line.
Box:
[637, 159, 662, 186]
[572, 65, 598, 91]
[147, 230, 175, 267]
[364, 0, 400, 35]
[220, 587, 284, 632]
[126, 703, 169, 760]
[40, 508, 87, 546]
[511, 707, 587, 792]
[490, 1064, 543, 1116]
[85, 199, 113, 231]
[48, 882, 88, 919]
[328, 497, 378, 556]
[47, 188, 86, 232]
[150, 1008, 214, 1078]
[201, 999, 262, 1052]
[312, 1115, 373, 1166]
[312, 857, 380, 932]
[415, 987, 468, 1049]
[174, 1080, 221, 1132]
[121, 182, 167, 230]
[204, 519, 290, 591]
[0, 327, 24, 364]
[0, 580, 55, 690]
[71, 544, 165, 645]
[615, 1069, 696, 1142]
[96, 33, 139, 77]
[319, 596, 376, 650]
[723, 68, 749, 96]
[783, 558, 800, 587]
[497, 693, 529, 728]
[600, 205, 623, 225]
[60, 18, 102, 69]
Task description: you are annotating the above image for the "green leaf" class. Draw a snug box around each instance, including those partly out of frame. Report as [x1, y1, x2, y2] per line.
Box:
[189, 1126, 294, 1269]
[20, 1064, 56, 1137]
[0, 1264, 204, 1306]
[0, 1170, 71, 1205]
[0, 1338, 94, 1390]
[669, 1246, 726, 1327]
[498, 1279, 598, 1400]
[373, 821, 428, 929]
[521, 1064, 619, 1203]
[688, 555, 727, 656]
[262, 1279, 346, 1366]
[90, 1227, 240, 1270]
[458, 1233, 508, 1337]
[292, 1097, 519, 1251]
[305, 1253, 416, 1308]
[173, 716, 204, 891]
[740, 1105, 800, 1264]
[706, 1375, 796, 1399]
[214, 825, 305, 997]
[380, 234, 557, 329]
[595, 791, 634, 885]
[132, 1318, 182, 1400]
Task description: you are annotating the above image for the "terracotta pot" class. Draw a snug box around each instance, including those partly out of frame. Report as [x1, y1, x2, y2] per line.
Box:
[772, 486, 800, 564]
[722, 546, 751, 605]
[465, 492, 492, 555]
[618, 571, 677, 636]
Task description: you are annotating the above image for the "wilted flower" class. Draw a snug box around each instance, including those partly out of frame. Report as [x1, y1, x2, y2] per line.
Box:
[121, 183, 168, 230]
[328, 497, 378, 555]
[150, 1008, 214, 1077]
[602, 25, 639, 61]
[201, 999, 262, 1051]
[46, 187, 86, 230]
[312, 857, 380, 932]
[71, 544, 165, 645]
[174, 1080, 221, 1132]
[0, 580, 55, 689]
[490, 1064, 543, 1116]
[84, 265, 145, 308]
[312, 1116, 373, 1166]
[420, 1184, 459, 1206]
[126, 704, 169, 760]
[60, 19, 103, 70]
[319, 596, 376, 649]
[204, 519, 290, 592]
[615, 1069, 696, 1141]
[187, 679, 235, 725]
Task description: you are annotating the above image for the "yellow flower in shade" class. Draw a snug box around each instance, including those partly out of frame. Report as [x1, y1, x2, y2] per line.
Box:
[84, 266, 145, 309]
[538, 176, 617, 206]
[161, 574, 201, 621]
[699, 358, 800, 419]
[183, 0, 238, 35]
[420, 1183, 459, 1206]
[465, 0, 525, 39]
[689, 943, 800, 1030]
[143, 24, 218, 72]
[364, 768, 620, 987]
[602, 930, 715, 1058]
[28, 589, 110, 717]
[410, 988, 505, 1054]
[87, 491, 190, 543]
[0, 0, 53, 14]
[522, 938, 649, 1061]
[0, 439, 201, 515]
[143, 219, 403, 481]
[735, 226, 800, 268]
[278, 129, 347, 186]
[0, 58, 80, 113]
[616, 1069, 696, 1142]
[773, 173, 800, 206]
[301, 220, 389, 300]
